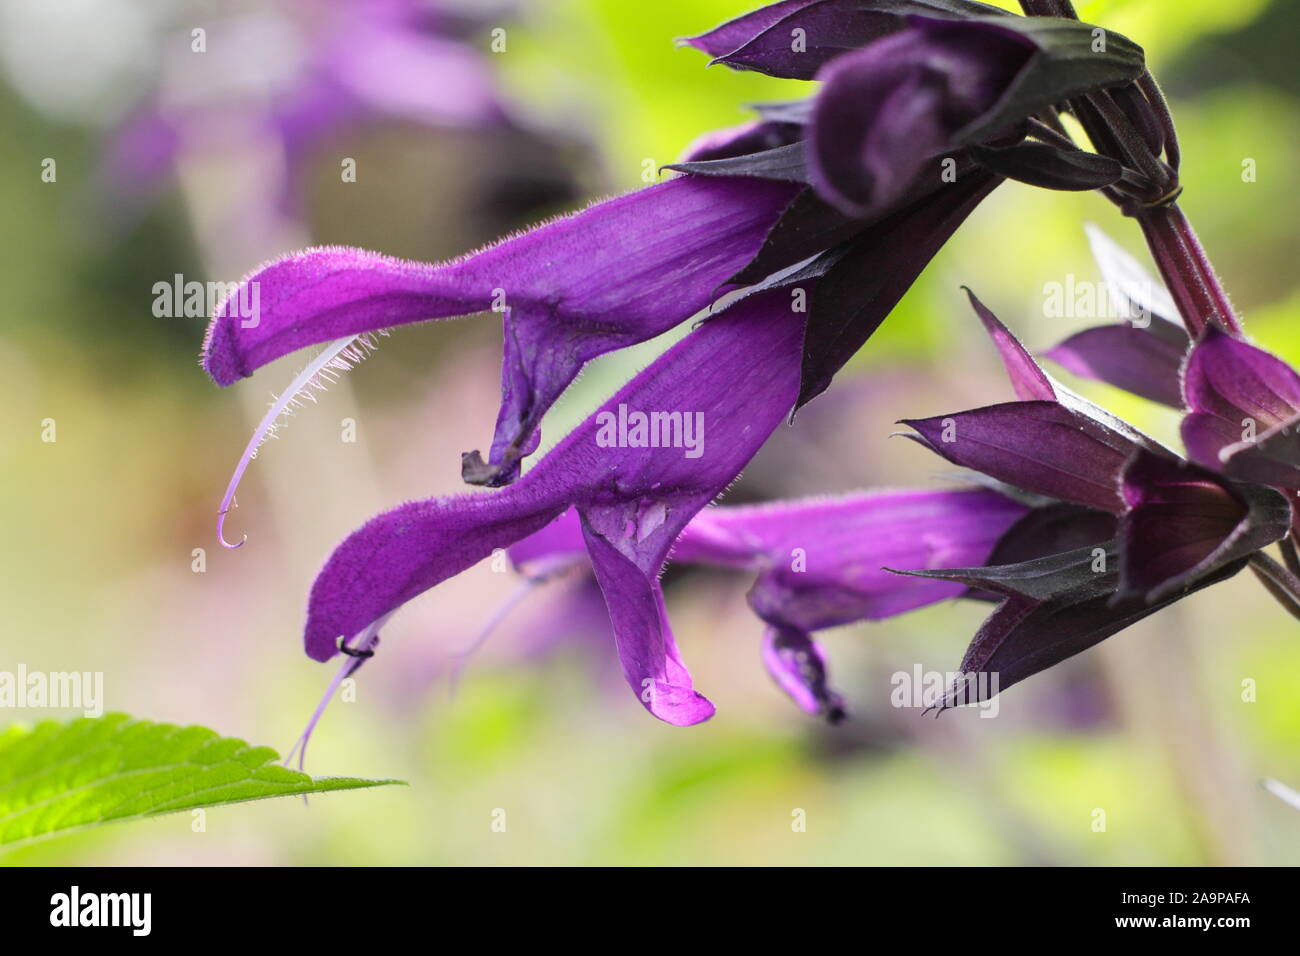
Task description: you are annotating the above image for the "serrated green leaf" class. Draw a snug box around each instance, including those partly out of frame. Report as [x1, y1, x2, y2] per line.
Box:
[0, 714, 403, 849]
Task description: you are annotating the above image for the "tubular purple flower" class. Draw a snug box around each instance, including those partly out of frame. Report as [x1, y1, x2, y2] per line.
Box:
[803, 14, 1143, 217]
[680, 489, 1027, 623]
[305, 286, 808, 726]
[203, 174, 798, 534]
[900, 291, 1164, 514]
[503, 487, 1027, 720]
[808, 18, 1035, 216]
[1180, 326, 1300, 488]
[894, 291, 1294, 709]
[1117, 450, 1290, 602]
[707, 487, 1028, 718]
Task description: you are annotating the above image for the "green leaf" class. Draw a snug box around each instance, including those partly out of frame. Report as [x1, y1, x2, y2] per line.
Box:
[0, 714, 403, 849]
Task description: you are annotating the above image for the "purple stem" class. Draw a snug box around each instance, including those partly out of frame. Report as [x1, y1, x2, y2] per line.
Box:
[1135, 203, 1241, 337]
[1138, 72, 1181, 171]
[1283, 537, 1300, 581]
[1250, 552, 1300, 623]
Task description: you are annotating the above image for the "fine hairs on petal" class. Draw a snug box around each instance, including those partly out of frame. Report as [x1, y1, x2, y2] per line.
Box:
[285, 612, 393, 776]
[216, 331, 388, 548]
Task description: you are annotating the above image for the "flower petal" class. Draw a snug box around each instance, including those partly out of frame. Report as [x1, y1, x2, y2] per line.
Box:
[509, 487, 1024, 719]
[761, 625, 846, 723]
[706, 0, 1012, 81]
[1118, 449, 1291, 601]
[1044, 324, 1187, 408]
[580, 520, 716, 725]
[679, 0, 821, 59]
[1183, 325, 1300, 437]
[798, 169, 1002, 407]
[901, 401, 1140, 513]
[204, 176, 797, 483]
[936, 560, 1245, 709]
[507, 509, 587, 577]
[965, 289, 1056, 402]
[305, 484, 569, 662]
[307, 285, 807, 722]
[807, 20, 1032, 216]
[699, 489, 1027, 627]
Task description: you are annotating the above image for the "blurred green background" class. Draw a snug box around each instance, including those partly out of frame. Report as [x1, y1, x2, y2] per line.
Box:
[2, 0, 1299, 865]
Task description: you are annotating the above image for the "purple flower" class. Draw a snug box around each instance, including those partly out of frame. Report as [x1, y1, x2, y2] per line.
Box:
[675, 4, 1146, 404]
[205, 2, 1155, 526]
[1117, 449, 1289, 602]
[902, 290, 1164, 514]
[501, 487, 1026, 721]
[689, 4, 1142, 216]
[682, 0, 1011, 82]
[107, 0, 508, 212]
[207, 2, 1225, 737]
[1042, 224, 1189, 408]
[894, 291, 1292, 707]
[299, 279, 1036, 725]
[1043, 227, 1300, 494]
[808, 18, 1037, 217]
[204, 174, 798, 530]
[1180, 327, 1300, 490]
[305, 286, 806, 726]
[204, 126, 1002, 539]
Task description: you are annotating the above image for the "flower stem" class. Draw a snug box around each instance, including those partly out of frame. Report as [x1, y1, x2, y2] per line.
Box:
[1137, 72, 1181, 170]
[1249, 551, 1300, 622]
[1283, 537, 1300, 579]
[1134, 202, 1242, 336]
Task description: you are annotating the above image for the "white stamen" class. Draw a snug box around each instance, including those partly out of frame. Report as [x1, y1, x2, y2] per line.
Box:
[215, 331, 387, 548]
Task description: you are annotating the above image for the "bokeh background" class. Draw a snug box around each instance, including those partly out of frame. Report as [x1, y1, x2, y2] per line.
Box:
[3, 0, 1299, 865]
